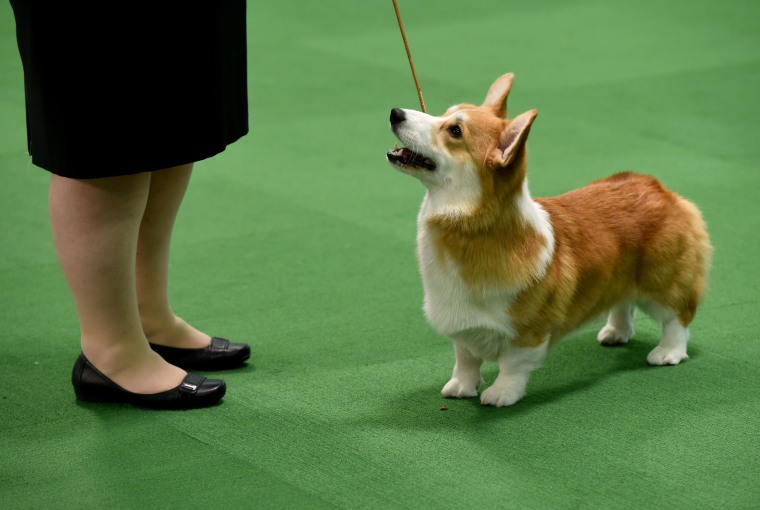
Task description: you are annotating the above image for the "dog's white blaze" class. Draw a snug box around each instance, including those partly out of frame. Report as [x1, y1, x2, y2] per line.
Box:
[392, 109, 435, 155]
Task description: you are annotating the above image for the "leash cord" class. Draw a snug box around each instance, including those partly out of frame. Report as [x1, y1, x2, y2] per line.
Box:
[392, 0, 426, 113]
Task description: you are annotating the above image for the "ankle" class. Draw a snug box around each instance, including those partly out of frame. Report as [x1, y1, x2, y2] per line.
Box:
[139, 310, 177, 338]
[141, 315, 211, 349]
[80, 348, 187, 394]
[81, 338, 154, 376]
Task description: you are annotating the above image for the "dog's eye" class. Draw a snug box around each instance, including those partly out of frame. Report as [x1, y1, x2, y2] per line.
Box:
[448, 125, 462, 139]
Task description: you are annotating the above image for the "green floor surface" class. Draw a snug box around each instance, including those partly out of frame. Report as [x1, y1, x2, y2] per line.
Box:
[1, 1, 759, 508]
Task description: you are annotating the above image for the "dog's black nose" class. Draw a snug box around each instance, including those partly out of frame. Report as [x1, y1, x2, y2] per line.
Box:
[390, 108, 406, 125]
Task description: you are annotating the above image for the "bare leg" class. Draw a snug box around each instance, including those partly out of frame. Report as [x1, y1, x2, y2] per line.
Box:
[441, 342, 483, 398]
[49, 174, 186, 393]
[136, 164, 211, 349]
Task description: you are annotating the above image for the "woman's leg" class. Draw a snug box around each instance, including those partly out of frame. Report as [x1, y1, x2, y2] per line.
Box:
[49, 173, 186, 393]
[136, 163, 212, 349]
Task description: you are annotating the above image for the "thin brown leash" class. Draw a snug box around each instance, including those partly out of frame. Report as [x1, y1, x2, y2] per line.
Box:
[391, 0, 426, 113]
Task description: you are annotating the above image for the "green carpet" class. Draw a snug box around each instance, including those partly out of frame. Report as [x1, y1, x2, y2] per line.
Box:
[1, 1, 759, 508]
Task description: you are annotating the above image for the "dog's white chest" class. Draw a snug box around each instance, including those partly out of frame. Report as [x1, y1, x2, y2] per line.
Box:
[416, 224, 517, 345]
[412, 187, 553, 359]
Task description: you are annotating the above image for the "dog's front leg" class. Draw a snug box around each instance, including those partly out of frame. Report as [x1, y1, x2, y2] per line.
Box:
[441, 342, 483, 398]
[480, 336, 549, 407]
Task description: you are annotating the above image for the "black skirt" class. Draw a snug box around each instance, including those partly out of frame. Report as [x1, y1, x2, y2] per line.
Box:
[10, 1, 249, 178]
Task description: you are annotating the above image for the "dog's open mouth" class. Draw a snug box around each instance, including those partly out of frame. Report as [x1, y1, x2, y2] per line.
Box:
[387, 146, 436, 171]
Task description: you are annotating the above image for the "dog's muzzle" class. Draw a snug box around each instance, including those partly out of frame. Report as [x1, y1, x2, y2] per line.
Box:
[390, 107, 406, 127]
[387, 108, 436, 171]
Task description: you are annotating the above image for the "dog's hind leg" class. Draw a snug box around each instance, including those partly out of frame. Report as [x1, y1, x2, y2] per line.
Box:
[480, 336, 549, 407]
[648, 318, 689, 365]
[640, 301, 690, 365]
[597, 301, 636, 345]
[441, 342, 483, 399]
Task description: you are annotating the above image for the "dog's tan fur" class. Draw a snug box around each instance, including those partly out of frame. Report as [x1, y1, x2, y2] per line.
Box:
[387, 73, 712, 406]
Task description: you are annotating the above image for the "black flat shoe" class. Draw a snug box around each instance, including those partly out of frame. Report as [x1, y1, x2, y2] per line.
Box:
[149, 337, 251, 371]
[71, 353, 226, 409]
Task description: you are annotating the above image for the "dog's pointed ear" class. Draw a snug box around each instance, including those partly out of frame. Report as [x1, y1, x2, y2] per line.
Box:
[482, 73, 514, 118]
[491, 109, 538, 168]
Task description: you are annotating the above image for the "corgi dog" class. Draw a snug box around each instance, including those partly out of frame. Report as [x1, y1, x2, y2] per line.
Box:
[386, 73, 712, 407]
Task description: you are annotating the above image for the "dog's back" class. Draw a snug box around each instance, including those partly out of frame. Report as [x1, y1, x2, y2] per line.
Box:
[520, 171, 712, 342]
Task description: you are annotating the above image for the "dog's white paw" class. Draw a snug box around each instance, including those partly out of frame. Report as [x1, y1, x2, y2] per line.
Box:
[441, 377, 481, 398]
[479, 382, 525, 407]
[647, 346, 688, 365]
[597, 325, 632, 345]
